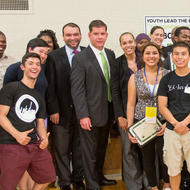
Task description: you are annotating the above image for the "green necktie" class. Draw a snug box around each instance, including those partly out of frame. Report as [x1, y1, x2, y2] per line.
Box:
[100, 51, 112, 102]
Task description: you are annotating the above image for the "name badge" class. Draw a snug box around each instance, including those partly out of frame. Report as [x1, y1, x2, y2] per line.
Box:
[145, 107, 157, 124]
[184, 87, 190, 94]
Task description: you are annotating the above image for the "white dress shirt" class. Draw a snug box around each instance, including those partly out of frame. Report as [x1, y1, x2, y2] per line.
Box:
[89, 44, 110, 75]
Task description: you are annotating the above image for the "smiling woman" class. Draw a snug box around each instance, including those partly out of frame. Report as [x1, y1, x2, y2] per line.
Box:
[150, 26, 169, 62]
[111, 32, 145, 190]
[127, 42, 170, 190]
[37, 29, 59, 52]
[135, 33, 151, 57]
[150, 26, 165, 48]
[119, 32, 139, 73]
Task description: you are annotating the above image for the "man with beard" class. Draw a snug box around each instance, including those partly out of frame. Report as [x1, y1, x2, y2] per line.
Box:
[45, 23, 85, 190]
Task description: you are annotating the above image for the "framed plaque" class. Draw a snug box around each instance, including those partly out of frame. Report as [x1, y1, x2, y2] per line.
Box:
[128, 118, 162, 147]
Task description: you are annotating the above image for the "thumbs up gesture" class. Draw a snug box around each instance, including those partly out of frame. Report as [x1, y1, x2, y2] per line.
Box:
[39, 132, 50, 149]
[15, 128, 34, 145]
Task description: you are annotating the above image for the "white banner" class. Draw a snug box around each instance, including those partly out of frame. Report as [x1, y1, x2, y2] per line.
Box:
[145, 16, 190, 46]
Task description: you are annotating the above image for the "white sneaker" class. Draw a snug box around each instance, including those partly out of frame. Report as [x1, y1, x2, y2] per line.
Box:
[163, 188, 171, 190]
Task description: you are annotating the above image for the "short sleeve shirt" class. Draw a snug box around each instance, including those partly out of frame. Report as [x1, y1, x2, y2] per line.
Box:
[157, 71, 190, 130]
[0, 81, 46, 144]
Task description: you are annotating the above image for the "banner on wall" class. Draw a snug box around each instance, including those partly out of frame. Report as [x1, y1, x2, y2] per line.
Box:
[145, 16, 190, 46]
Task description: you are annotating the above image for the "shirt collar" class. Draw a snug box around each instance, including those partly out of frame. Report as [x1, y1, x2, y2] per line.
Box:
[65, 45, 81, 56]
[89, 44, 106, 56]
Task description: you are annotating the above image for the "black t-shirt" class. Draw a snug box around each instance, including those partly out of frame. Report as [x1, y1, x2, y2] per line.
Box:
[157, 71, 190, 130]
[0, 81, 46, 144]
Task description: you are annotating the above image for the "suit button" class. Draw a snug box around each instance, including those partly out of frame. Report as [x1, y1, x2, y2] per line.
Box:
[70, 105, 73, 108]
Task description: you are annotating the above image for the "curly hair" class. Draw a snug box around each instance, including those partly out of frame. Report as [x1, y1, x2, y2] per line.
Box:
[37, 29, 59, 50]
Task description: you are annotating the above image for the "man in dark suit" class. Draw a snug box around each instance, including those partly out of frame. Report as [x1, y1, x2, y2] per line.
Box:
[45, 23, 85, 190]
[71, 20, 116, 190]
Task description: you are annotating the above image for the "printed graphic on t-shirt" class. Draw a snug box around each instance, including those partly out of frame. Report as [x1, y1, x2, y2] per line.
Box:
[168, 84, 189, 91]
[15, 94, 39, 123]
[184, 86, 190, 94]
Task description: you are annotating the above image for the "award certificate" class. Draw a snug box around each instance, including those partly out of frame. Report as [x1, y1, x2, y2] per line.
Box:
[129, 118, 162, 147]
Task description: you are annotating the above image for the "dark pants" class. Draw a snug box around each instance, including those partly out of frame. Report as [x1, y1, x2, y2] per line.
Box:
[79, 103, 114, 189]
[79, 124, 110, 189]
[141, 136, 169, 187]
[51, 116, 83, 187]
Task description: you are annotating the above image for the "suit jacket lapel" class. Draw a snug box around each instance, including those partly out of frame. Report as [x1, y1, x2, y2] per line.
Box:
[105, 48, 112, 66]
[62, 46, 71, 71]
[87, 46, 106, 81]
[63, 45, 85, 70]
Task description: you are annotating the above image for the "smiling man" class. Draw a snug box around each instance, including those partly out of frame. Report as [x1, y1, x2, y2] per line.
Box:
[0, 52, 56, 190]
[163, 26, 190, 71]
[45, 23, 85, 190]
[71, 20, 116, 190]
[158, 41, 190, 190]
[0, 31, 16, 89]
[3, 38, 49, 98]
[3, 37, 50, 190]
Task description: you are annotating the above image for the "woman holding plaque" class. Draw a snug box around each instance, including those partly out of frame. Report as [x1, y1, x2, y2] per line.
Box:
[127, 42, 170, 190]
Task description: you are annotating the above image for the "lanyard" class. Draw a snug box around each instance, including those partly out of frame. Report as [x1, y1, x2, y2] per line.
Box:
[144, 66, 159, 100]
